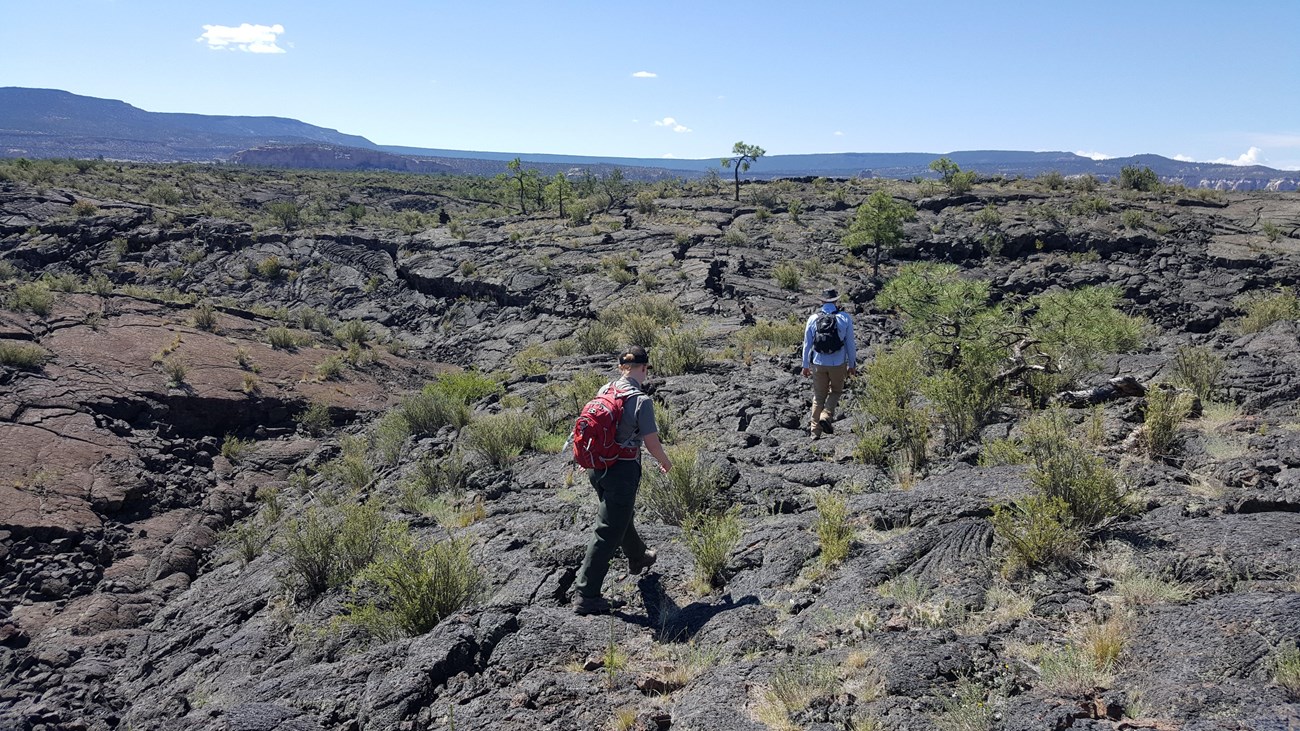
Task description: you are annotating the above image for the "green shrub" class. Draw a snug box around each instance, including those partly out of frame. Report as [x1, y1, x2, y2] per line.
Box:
[402, 451, 470, 503]
[1121, 210, 1145, 230]
[1272, 642, 1300, 697]
[973, 205, 1002, 228]
[343, 532, 481, 640]
[297, 307, 334, 334]
[424, 369, 502, 407]
[265, 326, 299, 350]
[373, 410, 412, 465]
[764, 658, 838, 716]
[851, 422, 890, 466]
[1170, 345, 1224, 402]
[813, 491, 853, 567]
[296, 401, 332, 435]
[191, 303, 218, 332]
[220, 434, 252, 462]
[145, 184, 181, 205]
[1118, 166, 1160, 192]
[315, 354, 347, 381]
[323, 436, 374, 491]
[924, 360, 1004, 448]
[600, 295, 683, 330]
[1021, 409, 1124, 526]
[1143, 386, 1195, 457]
[227, 520, 267, 566]
[978, 438, 1027, 467]
[991, 495, 1083, 572]
[281, 500, 389, 597]
[1261, 221, 1283, 243]
[334, 319, 371, 346]
[1070, 196, 1111, 216]
[641, 443, 727, 526]
[682, 508, 742, 589]
[635, 191, 657, 214]
[859, 343, 931, 467]
[0, 261, 17, 281]
[576, 321, 617, 356]
[72, 199, 98, 218]
[1028, 286, 1142, 389]
[616, 313, 661, 348]
[773, 261, 801, 291]
[1237, 288, 1300, 334]
[9, 282, 54, 316]
[253, 255, 284, 279]
[731, 318, 804, 358]
[787, 199, 802, 223]
[1072, 174, 1099, 193]
[266, 201, 302, 229]
[464, 410, 538, 466]
[0, 341, 49, 369]
[402, 390, 471, 435]
[656, 328, 706, 375]
[161, 357, 188, 386]
[933, 677, 997, 731]
[1038, 171, 1065, 190]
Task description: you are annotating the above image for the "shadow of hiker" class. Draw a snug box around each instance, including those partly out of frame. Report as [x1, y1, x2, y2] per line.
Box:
[619, 573, 759, 643]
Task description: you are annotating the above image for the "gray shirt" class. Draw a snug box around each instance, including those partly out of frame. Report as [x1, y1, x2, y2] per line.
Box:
[601, 376, 658, 459]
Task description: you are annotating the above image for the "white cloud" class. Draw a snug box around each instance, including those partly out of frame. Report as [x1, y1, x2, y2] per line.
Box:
[1173, 154, 1196, 162]
[1075, 150, 1114, 160]
[653, 117, 692, 133]
[661, 153, 676, 158]
[198, 23, 286, 54]
[1209, 146, 1265, 166]
[632, 71, 657, 78]
[833, 131, 844, 137]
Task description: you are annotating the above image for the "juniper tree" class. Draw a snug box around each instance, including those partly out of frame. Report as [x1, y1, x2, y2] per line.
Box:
[506, 157, 528, 214]
[722, 142, 765, 202]
[842, 189, 916, 277]
[545, 173, 573, 219]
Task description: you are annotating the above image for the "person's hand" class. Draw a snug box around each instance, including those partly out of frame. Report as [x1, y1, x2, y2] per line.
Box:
[658, 459, 672, 474]
[848, 368, 857, 377]
[801, 367, 811, 378]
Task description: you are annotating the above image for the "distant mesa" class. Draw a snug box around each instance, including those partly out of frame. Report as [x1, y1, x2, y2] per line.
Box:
[1, 87, 1296, 190]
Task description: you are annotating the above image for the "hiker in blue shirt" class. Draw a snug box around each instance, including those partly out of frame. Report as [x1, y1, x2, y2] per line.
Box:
[801, 288, 857, 439]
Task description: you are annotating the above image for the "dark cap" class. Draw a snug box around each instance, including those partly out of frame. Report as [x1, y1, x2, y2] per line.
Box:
[618, 346, 650, 365]
[819, 288, 839, 303]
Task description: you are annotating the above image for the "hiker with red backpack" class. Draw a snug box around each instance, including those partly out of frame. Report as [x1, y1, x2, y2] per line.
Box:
[570, 346, 672, 616]
[801, 288, 857, 439]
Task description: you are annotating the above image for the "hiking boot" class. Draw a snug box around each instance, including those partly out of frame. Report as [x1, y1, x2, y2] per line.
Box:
[628, 548, 657, 575]
[818, 418, 835, 435]
[573, 595, 625, 616]
[810, 423, 822, 440]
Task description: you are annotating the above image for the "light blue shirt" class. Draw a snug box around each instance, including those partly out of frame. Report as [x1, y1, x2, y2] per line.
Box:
[802, 303, 856, 369]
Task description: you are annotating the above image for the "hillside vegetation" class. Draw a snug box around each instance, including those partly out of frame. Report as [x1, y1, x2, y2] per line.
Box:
[2, 158, 1300, 730]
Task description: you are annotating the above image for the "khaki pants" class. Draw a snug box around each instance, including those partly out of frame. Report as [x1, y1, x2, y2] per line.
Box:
[810, 363, 849, 433]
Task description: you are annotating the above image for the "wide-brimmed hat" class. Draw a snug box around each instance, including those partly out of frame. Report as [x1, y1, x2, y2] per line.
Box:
[818, 288, 839, 303]
[618, 346, 650, 365]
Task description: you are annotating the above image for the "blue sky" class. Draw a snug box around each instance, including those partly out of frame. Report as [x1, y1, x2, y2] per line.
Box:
[3, 1, 1299, 168]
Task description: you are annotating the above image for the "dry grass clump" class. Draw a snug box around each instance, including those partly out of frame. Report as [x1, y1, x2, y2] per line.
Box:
[812, 491, 853, 567]
[0, 341, 50, 369]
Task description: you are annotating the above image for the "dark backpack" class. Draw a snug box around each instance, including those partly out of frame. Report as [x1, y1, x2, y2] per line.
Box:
[812, 310, 844, 354]
[571, 384, 638, 469]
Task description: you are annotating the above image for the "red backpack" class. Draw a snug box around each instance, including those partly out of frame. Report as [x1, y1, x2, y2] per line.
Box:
[572, 384, 639, 469]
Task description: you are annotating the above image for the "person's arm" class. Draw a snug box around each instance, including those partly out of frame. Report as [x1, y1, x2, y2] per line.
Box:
[801, 315, 815, 375]
[843, 312, 857, 375]
[642, 433, 672, 474]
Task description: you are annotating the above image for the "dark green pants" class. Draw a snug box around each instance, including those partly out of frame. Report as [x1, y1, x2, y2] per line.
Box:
[574, 460, 648, 599]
